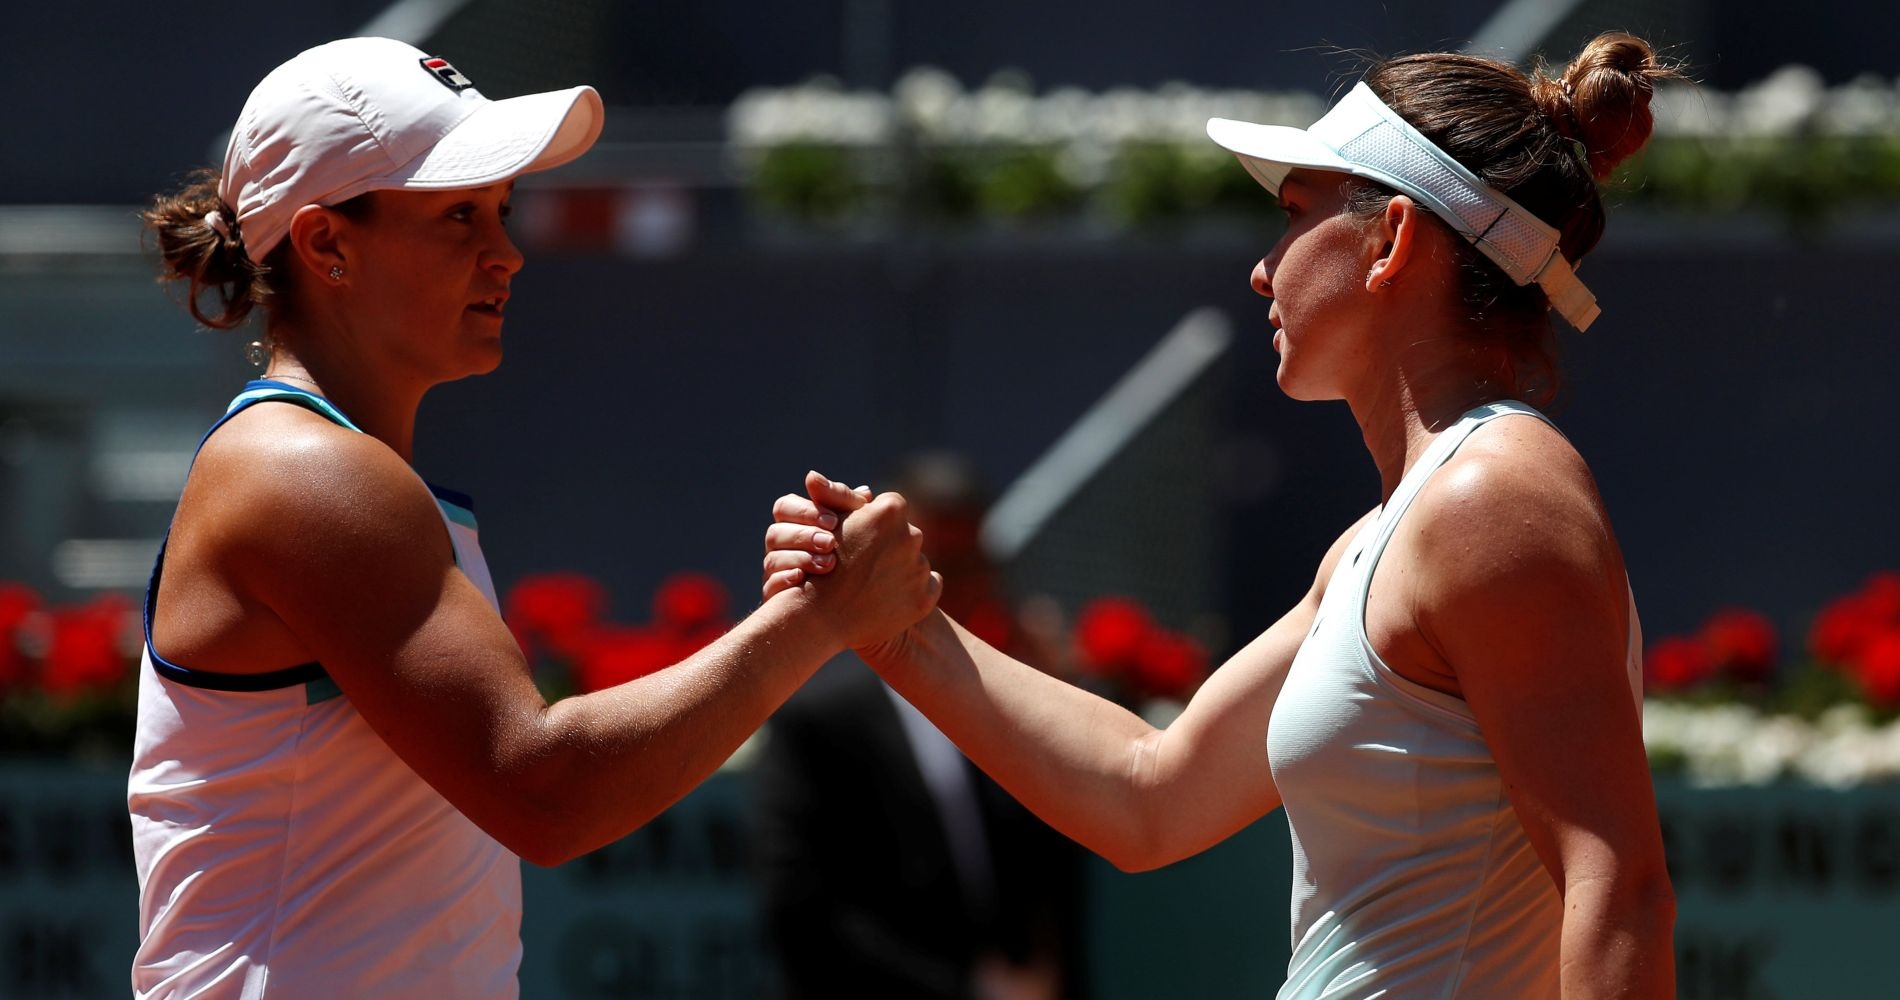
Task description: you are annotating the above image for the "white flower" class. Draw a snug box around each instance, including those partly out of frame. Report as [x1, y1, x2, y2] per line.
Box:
[1733, 65, 1829, 137]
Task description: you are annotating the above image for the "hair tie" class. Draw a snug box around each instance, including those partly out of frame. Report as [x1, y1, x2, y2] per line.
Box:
[205, 209, 233, 240]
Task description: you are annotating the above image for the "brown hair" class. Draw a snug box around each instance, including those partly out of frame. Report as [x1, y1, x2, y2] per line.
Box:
[142, 173, 376, 331]
[142, 170, 275, 330]
[1345, 32, 1678, 400]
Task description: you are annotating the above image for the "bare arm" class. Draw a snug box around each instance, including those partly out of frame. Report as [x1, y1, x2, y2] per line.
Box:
[777, 476, 1372, 871]
[1408, 425, 1674, 998]
[216, 421, 936, 866]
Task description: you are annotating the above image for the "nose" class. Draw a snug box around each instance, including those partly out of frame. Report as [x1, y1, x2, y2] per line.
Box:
[485, 224, 525, 278]
[1250, 257, 1273, 299]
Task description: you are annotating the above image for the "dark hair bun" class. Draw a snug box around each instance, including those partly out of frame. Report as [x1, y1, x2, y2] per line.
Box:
[142, 170, 271, 329]
[1533, 32, 1672, 180]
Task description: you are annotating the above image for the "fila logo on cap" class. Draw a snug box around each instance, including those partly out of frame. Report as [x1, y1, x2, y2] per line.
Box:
[419, 57, 475, 92]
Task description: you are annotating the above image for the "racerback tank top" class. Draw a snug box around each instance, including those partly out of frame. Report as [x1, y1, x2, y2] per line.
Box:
[128, 381, 522, 998]
[1267, 400, 1642, 999]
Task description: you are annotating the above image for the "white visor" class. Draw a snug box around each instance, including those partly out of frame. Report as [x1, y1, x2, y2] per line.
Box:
[1207, 82, 1599, 331]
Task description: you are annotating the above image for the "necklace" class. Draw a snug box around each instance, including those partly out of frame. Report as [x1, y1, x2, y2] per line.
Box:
[264, 372, 322, 389]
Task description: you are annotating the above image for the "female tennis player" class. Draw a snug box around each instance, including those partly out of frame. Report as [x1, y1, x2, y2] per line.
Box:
[131, 37, 938, 998]
[768, 33, 1676, 998]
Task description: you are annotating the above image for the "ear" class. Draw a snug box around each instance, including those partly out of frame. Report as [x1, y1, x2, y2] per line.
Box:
[1365, 194, 1421, 292]
[286, 204, 349, 284]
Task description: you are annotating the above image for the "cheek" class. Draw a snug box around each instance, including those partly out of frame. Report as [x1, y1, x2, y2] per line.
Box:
[1282, 228, 1366, 315]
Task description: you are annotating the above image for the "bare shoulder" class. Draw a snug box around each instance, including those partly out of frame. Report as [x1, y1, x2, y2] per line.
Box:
[184, 403, 447, 569]
[1405, 414, 1621, 593]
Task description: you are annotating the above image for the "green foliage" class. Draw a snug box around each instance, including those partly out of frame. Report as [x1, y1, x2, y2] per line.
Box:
[0, 687, 136, 758]
[1618, 135, 1900, 224]
[1772, 663, 1900, 724]
[746, 135, 1900, 230]
[976, 147, 1084, 219]
[749, 143, 864, 223]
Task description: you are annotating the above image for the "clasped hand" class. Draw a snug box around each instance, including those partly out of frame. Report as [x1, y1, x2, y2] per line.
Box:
[763, 471, 941, 650]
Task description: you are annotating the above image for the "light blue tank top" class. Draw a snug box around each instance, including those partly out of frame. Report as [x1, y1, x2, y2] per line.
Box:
[1268, 400, 1642, 999]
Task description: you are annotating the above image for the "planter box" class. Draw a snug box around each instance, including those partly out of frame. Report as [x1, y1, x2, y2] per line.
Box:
[0, 760, 1886, 997]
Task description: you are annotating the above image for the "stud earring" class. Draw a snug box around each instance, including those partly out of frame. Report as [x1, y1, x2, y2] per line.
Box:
[328, 265, 344, 281]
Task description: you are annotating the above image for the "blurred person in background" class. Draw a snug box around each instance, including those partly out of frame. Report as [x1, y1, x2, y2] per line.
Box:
[767, 33, 1678, 999]
[130, 37, 937, 998]
[754, 451, 1086, 1000]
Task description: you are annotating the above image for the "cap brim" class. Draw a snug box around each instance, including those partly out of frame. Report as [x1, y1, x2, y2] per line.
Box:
[392, 85, 605, 189]
[1205, 118, 1350, 197]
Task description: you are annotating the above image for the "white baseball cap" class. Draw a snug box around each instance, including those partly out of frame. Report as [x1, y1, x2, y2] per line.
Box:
[218, 37, 604, 261]
[1208, 83, 1600, 330]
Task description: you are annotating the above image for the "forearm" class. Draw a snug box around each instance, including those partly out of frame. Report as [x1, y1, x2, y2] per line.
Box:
[868, 610, 1168, 868]
[1559, 872, 1676, 999]
[511, 590, 842, 863]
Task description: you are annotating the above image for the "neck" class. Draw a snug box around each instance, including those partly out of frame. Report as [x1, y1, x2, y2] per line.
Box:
[264, 322, 425, 462]
[1346, 321, 1519, 503]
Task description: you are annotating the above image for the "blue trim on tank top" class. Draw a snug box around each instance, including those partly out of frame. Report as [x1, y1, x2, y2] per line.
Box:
[144, 385, 359, 691]
[145, 383, 480, 693]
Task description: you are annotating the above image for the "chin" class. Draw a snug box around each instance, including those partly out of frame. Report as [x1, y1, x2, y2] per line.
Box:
[437, 348, 504, 384]
[1273, 365, 1341, 403]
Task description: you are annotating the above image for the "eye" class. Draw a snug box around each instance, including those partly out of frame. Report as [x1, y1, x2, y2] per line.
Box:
[499, 203, 513, 226]
[447, 202, 477, 222]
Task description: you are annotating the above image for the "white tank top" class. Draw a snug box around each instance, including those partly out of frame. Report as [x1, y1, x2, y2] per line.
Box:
[128, 382, 522, 999]
[1267, 401, 1642, 999]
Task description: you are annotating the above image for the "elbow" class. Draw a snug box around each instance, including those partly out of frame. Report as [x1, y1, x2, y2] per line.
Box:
[1107, 850, 1168, 874]
[1637, 867, 1677, 929]
[495, 787, 666, 867]
[513, 837, 577, 869]
[479, 771, 614, 868]
[1099, 820, 1178, 874]
[1615, 860, 1677, 922]
[1567, 861, 1677, 933]
[489, 802, 590, 868]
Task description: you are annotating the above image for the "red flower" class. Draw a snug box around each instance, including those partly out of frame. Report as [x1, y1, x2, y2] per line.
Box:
[959, 599, 1016, 653]
[1859, 572, 1900, 621]
[0, 583, 43, 690]
[1811, 596, 1880, 666]
[1645, 636, 1714, 691]
[1133, 630, 1207, 701]
[572, 627, 677, 693]
[652, 573, 728, 633]
[42, 593, 134, 698]
[1810, 573, 1900, 668]
[1074, 598, 1153, 676]
[505, 573, 607, 661]
[1700, 608, 1777, 683]
[1853, 632, 1900, 709]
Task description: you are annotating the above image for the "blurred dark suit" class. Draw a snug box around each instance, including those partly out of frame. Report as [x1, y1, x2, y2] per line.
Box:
[754, 657, 1086, 1000]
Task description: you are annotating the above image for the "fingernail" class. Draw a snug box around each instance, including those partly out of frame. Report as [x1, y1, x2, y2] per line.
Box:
[814, 531, 834, 550]
[814, 553, 835, 568]
[818, 512, 838, 530]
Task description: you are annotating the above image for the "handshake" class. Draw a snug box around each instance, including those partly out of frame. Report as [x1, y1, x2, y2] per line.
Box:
[759, 470, 945, 655]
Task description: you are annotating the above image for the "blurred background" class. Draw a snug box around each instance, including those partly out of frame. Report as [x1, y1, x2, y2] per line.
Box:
[5, 0, 1900, 996]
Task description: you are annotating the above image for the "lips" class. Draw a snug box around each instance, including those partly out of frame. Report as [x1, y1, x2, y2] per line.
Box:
[468, 293, 508, 317]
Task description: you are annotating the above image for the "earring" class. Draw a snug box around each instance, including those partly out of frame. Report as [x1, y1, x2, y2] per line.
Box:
[245, 339, 269, 367]
[328, 265, 344, 281]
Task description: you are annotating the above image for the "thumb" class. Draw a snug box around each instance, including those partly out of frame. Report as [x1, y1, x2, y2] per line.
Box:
[806, 470, 869, 512]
